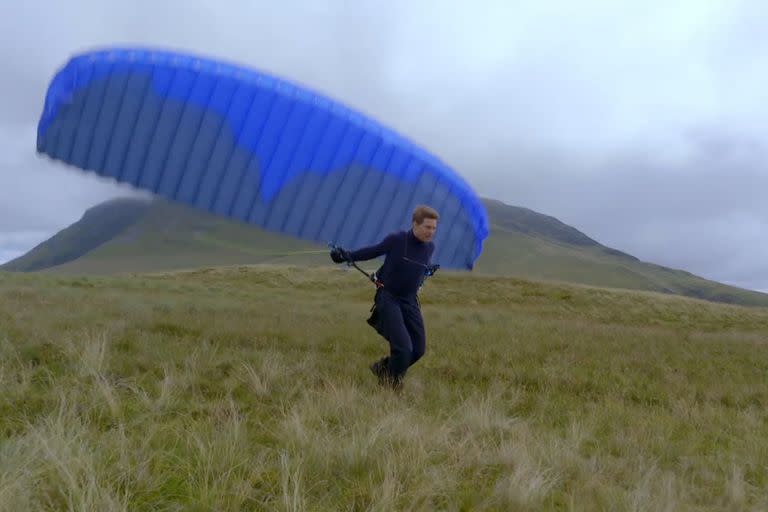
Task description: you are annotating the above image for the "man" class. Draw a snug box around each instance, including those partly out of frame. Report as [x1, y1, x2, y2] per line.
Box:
[330, 205, 439, 391]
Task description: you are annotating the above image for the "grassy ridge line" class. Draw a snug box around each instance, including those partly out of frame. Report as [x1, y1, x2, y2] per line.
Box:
[1, 266, 767, 510]
[475, 229, 768, 307]
[6, 196, 768, 308]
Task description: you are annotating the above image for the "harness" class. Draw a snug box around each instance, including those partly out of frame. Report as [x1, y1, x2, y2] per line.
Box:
[327, 236, 439, 290]
[328, 238, 440, 336]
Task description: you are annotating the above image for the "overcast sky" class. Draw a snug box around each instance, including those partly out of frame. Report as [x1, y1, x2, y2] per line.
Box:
[2, 0, 766, 292]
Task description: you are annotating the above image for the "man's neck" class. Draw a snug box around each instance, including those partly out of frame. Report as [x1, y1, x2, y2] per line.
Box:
[408, 229, 424, 244]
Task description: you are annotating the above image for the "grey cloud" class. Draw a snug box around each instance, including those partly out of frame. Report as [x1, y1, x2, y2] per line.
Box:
[0, 229, 53, 251]
[1, 0, 767, 293]
[0, 229, 57, 265]
[469, 127, 767, 289]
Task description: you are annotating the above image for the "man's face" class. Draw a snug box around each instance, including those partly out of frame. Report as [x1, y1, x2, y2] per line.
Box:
[413, 218, 437, 242]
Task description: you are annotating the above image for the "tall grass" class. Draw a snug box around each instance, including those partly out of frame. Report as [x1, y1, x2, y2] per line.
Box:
[1, 265, 767, 510]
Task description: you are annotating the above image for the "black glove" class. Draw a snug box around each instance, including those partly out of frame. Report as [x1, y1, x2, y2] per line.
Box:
[330, 246, 351, 264]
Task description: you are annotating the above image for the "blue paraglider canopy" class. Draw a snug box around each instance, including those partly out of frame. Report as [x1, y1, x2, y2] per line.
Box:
[36, 47, 489, 269]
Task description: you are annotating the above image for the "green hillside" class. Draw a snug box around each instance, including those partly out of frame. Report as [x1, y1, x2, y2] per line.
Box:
[1, 198, 151, 272]
[4, 196, 768, 307]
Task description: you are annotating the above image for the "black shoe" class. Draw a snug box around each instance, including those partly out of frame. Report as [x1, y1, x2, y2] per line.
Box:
[370, 358, 388, 384]
[389, 376, 404, 394]
[370, 358, 403, 392]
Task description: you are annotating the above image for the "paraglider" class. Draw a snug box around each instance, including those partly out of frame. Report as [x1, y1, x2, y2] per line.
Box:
[36, 46, 489, 269]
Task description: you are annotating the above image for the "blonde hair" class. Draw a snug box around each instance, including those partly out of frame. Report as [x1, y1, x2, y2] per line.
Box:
[412, 205, 439, 224]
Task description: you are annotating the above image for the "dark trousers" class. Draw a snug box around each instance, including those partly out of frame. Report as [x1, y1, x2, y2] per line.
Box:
[372, 289, 426, 381]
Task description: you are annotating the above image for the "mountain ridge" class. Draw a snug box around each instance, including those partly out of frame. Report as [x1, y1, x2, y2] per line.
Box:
[4, 196, 768, 308]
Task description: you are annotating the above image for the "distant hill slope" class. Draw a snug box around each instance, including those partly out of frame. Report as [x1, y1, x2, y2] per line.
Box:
[1, 198, 151, 272]
[4, 196, 768, 308]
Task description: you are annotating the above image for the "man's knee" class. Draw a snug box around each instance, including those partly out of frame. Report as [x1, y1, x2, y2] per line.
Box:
[391, 343, 413, 362]
[409, 324, 426, 365]
[388, 344, 412, 378]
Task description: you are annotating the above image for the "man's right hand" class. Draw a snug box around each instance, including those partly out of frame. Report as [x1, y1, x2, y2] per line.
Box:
[330, 246, 351, 264]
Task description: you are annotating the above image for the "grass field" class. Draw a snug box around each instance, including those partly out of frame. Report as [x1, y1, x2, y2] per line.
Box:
[1, 265, 768, 510]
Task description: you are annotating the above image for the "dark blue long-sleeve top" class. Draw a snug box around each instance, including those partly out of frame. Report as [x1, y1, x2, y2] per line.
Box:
[348, 230, 435, 301]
